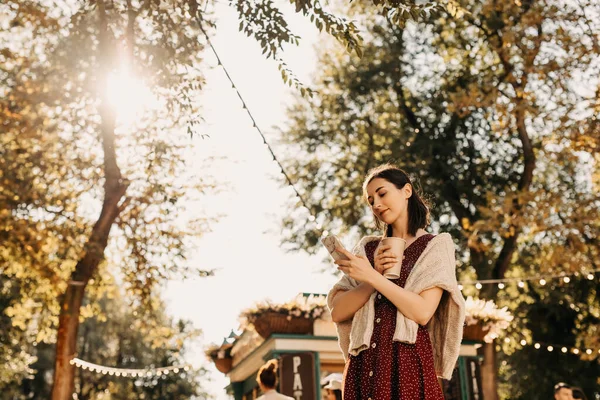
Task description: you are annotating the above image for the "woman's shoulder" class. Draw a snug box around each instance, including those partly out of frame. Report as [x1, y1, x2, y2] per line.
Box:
[421, 232, 456, 261]
[424, 232, 453, 245]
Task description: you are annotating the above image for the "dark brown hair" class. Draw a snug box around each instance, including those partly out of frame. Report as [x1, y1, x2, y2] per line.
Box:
[256, 359, 278, 389]
[363, 163, 430, 237]
[571, 387, 588, 400]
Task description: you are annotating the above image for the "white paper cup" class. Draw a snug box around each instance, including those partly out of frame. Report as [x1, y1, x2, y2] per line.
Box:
[376, 237, 406, 279]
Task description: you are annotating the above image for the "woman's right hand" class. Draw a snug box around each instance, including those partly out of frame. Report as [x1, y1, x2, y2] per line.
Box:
[374, 244, 398, 274]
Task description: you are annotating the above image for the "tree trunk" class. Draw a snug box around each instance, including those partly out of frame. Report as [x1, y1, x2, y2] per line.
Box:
[51, 1, 128, 398]
[481, 341, 499, 400]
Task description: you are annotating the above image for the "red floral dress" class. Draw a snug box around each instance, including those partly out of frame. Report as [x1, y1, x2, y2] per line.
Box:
[342, 234, 444, 400]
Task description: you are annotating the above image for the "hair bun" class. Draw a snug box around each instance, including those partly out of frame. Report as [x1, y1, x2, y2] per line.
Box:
[267, 359, 278, 371]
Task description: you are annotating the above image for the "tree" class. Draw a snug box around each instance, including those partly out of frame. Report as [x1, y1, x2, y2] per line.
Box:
[2, 1, 214, 398]
[7, 282, 207, 400]
[277, 1, 600, 398]
[0, 273, 37, 399]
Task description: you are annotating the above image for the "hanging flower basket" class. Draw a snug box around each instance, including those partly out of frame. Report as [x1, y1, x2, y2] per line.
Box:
[205, 343, 233, 374]
[239, 294, 327, 339]
[214, 357, 233, 374]
[464, 296, 514, 343]
[463, 322, 488, 342]
[252, 311, 314, 339]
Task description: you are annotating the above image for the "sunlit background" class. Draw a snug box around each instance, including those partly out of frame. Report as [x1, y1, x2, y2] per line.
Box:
[161, 3, 337, 399]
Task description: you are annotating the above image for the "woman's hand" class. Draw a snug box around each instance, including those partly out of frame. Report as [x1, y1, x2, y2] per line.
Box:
[374, 244, 398, 274]
[334, 247, 379, 285]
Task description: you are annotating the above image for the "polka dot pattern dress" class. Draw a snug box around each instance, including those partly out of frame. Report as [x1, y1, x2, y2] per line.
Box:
[342, 234, 444, 400]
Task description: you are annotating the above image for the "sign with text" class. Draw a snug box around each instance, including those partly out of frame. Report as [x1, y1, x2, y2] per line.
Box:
[279, 353, 317, 400]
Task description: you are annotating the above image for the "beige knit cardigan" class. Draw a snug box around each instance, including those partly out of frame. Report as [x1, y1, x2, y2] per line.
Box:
[326, 233, 465, 380]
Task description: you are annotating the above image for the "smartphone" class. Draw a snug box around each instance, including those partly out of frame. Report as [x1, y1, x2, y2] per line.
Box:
[321, 235, 350, 261]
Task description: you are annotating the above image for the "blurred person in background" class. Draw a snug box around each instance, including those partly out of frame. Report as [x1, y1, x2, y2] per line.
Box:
[554, 382, 573, 400]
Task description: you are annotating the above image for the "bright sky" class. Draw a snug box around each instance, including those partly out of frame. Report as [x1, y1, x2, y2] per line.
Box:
[164, 3, 342, 399]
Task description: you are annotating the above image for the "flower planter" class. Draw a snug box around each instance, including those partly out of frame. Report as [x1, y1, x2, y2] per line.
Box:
[252, 312, 314, 339]
[463, 322, 488, 342]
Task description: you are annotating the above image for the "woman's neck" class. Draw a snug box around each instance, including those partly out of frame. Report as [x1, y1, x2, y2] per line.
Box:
[390, 219, 410, 239]
[390, 224, 425, 240]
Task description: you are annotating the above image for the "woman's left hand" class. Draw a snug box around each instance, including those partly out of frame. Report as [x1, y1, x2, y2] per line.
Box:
[334, 247, 379, 284]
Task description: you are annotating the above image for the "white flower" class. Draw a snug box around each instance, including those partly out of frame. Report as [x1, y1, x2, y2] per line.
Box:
[465, 296, 513, 343]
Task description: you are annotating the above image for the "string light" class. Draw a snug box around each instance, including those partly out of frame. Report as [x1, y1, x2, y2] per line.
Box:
[70, 358, 190, 379]
[458, 268, 599, 287]
[194, 13, 325, 237]
[504, 338, 599, 357]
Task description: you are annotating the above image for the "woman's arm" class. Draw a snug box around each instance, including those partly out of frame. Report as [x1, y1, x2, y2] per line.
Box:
[330, 283, 375, 323]
[333, 246, 443, 326]
[369, 274, 443, 326]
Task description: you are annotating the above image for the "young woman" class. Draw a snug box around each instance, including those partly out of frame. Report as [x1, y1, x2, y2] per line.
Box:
[255, 359, 294, 400]
[327, 164, 466, 400]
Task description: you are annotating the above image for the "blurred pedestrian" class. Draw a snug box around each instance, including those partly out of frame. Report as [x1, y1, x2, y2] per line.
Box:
[554, 382, 573, 400]
[321, 372, 343, 400]
[256, 359, 293, 400]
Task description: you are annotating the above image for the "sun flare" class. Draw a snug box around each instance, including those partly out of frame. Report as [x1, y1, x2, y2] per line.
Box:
[106, 70, 156, 124]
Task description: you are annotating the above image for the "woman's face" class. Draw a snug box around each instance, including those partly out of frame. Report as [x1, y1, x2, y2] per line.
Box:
[366, 177, 412, 226]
